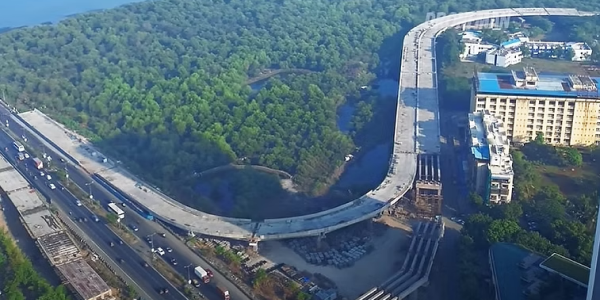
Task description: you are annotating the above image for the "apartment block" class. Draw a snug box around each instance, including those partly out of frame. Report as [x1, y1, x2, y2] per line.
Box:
[471, 67, 600, 146]
[468, 111, 514, 204]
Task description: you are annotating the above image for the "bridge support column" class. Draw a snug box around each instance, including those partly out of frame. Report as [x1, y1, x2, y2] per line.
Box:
[489, 18, 495, 29]
[249, 240, 259, 252]
[461, 23, 466, 31]
[316, 233, 326, 249]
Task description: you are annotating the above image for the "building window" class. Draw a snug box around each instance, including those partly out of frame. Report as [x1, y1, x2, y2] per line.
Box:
[529, 100, 536, 105]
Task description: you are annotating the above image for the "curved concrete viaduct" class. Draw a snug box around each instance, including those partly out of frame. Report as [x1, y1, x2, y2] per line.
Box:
[10, 8, 597, 244]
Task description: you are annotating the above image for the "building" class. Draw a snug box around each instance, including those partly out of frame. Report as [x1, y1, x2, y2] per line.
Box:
[468, 111, 514, 204]
[586, 202, 600, 300]
[470, 67, 600, 146]
[500, 38, 523, 49]
[460, 32, 497, 59]
[567, 42, 593, 61]
[486, 49, 523, 67]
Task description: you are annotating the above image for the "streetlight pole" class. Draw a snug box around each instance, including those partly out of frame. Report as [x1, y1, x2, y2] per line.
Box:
[184, 264, 193, 284]
[85, 182, 94, 199]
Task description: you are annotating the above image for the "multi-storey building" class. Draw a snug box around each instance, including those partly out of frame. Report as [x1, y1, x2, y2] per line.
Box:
[471, 67, 600, 146]
[468, 111, 514, 204]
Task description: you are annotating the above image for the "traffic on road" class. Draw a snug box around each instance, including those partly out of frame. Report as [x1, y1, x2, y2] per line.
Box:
[0, 115, 248, 300]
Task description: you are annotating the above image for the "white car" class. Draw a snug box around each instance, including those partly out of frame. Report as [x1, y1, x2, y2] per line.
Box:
[157, 247, 165, 256]
[40, 171, 45, 176]
[49, 183, 56, 190]
[24, 153, 29, 159]
[46, 175, 52, 180]
[76, 201, 82, 207]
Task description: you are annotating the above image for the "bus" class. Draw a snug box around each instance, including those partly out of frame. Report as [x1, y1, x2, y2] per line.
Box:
[107, 203, 125, 220]
[12, 141, 24, 152]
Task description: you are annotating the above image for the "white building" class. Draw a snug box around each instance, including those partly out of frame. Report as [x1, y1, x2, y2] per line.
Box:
[486, 49, 523, 67]
[567, 42, 593, 61]
[468, 111, 514, 204]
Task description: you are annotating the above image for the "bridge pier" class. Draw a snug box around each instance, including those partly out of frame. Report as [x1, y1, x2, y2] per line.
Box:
[248, 240, 259, 252]
[316, 233, 326, 249]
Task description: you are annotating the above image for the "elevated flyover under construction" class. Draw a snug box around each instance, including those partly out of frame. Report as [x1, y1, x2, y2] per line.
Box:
[5, 8, 597, 246]
[351, 6, 597, 300]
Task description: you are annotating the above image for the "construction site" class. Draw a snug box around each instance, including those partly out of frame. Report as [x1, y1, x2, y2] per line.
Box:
[411, 154, 442, 218]
[0, 155, 113, 300]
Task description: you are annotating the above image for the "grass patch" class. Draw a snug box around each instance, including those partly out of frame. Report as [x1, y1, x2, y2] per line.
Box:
[540, 253, 590, 285]
[532, 164, 599, 197]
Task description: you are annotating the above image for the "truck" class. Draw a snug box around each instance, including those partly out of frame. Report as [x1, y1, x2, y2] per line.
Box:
[194, 266, 210, 283]
[32, 158, 43, 170]
[216, 285, 230, 300]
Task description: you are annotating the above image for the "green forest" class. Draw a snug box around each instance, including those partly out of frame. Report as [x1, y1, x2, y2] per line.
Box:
[0, 0, 599, 207]
[0, 230, 70, 299]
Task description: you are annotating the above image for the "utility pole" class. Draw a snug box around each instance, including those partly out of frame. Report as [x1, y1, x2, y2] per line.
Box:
[85, 182, 94, 199]
[184, 264, 193, 284]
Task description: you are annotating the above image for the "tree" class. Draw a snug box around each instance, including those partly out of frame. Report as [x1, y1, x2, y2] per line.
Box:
[534, 132, 545, 144]
[468, 192, 484, 207]
[565, 48, 576, 61]
[563, 148, 582, 166]
[520, 45, 531, 57]
[486, 219, 521, 244]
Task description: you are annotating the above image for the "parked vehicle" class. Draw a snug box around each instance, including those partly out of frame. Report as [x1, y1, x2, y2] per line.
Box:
[216, 285, 230, 300]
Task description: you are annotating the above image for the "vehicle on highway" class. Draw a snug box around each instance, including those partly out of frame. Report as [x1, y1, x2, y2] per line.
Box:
[191, 279, 200, 287]
[170, 258, 177, 265]
[76, 200, 82, 207]
[108, 202, 125, 219]
[83, 217, 88, 222]
[160, 232, 166, 238]
[121, 202, 127, 207]
[206, 269, 214, 278]
[39, 171, 44, 176]
[217, 285, 230, 300]
[166, 247, 172, 253]
[156, 247, 165, 256]
[48, 183, 56, 190]
[12, 141, 24, 152]
[21, 135, 27, 142]
[110, 241, 115, 247]
[118, 239, 124, 245]
[159, 288, 169, 294]
[24, 153, 29, 159]
[194, 266, 210, 283]
[91, 214, 99, 222]
[143, 262, 149, 268]
[130, 224, 138, 231]
[46, 174, 52, 180]
[60, 158, 65, 163]
[118, 258, 125, 264]
[32, 157, 43, 169]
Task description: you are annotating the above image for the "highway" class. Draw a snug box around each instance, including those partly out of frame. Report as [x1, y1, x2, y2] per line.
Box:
[0, 114, 250, 300]
[0, 129, 184, 300]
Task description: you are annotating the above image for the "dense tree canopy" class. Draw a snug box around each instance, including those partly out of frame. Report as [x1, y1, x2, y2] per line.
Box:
[0, 230, 70, 299]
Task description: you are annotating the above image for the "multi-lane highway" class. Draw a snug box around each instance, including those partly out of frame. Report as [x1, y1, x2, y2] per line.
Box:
[0, 115, 250, 300]
[0, 128, 184, 300]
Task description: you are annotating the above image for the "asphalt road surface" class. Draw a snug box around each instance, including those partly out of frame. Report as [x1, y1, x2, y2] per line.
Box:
[0, 126, 186, 300]
[1, 115, 250, 300]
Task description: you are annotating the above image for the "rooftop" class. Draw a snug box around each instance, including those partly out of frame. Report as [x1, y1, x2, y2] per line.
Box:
[469, 111, 513, 177]
[57, 258, 111, 300]
[490, 243, 542, 300]
[475, 68, 600, 98]
[21, 209, 63, 239]
[0, 167, 30, 193]
[7, 188, 46, 216]
[37, 231, 81, 266]
[540, 253, 590, 287]
[500, 38, 521, 48]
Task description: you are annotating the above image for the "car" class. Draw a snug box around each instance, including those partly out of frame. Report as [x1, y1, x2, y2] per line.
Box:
[118, 240, 124, 245]
[91, 215, 99, 222]
[130, 224, 139, 232]
[77, 217, 83, 222]
[160, 232, 166, 238]
[48, 183, 56, 190]
[60, 158, 65, 163]
[83, 217, 88, 222]
[143, 262, 149, 268]
[120, 202, 127, 207]
[39, 171, 45, 176]
[118, 258, 125, 264]
[46, 174, 52, 180]
[166, 247, 172, 253]
[110, 242, 115, 247]
[76, 201, 82, 207]
[191, 279, 200, 287]
[170, 258, 177, 265]
[24, 153, 29, 159]
[156, 247, 165, 256]
[206, 269, 214, 278]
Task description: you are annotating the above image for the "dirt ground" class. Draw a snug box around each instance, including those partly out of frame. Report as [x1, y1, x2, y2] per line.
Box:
[260, 218, 412, 299]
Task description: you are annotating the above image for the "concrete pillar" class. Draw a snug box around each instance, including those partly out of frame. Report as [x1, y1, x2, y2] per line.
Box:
[249, 241, 259, 252]
[461, 23, 466, 31]
[316, 234, 325, 249]
[489, 18, 495, 29]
